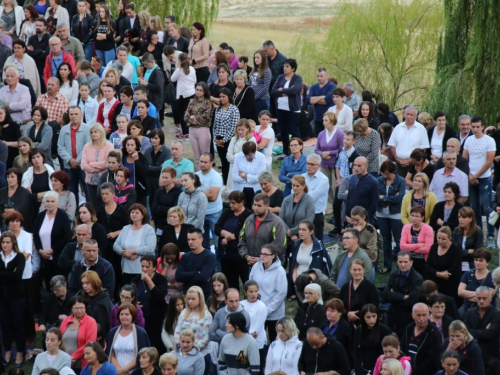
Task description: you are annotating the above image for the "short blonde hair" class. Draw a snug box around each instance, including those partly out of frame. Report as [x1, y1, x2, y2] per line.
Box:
[418, 112, 434, 128]
[180, 329, 195, 341]
[323, 112, 337, 126]
[89, 123, 108, 146]
[233, 69, 248, 84]
[105, 68, 120, 85]
[167, 206, 186, 225]
[353, 118, 369, 134]
[159, 353, 178, 369]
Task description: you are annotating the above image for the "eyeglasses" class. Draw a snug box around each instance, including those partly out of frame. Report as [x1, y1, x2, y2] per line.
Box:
[260, 253, 273, 257]
[120, 295, 132, 301]
[342, 236, 355, 240]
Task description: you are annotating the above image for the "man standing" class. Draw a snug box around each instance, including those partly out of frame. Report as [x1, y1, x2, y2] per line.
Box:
[464, 286, 500, 367]
[58, 223, 92, 274]
[305, 68, 336, 136]
[67, 239, 115, 299]
[161, 141, 194, 184]
[56, 23, 84, 70]
[298, 327, 350, 375]
[330, 228, 372, 287]
[429, 151, 468, 203]
[383, 252, 424, 338]
[342, 82, 361, 116]
[456, 115, 473, 152]
[223, 46, 239, 72]
[262, 40, 286, 116]
[196, 153, 223, 253]
[57, 106, 90, 205]
[0, 67, 32, 124]
[43, 36, 76, 85]
[463, 116, 496, 247]
[209, 288, 251, 343]
[400, 303, 442, 375]
[238, 193, 287, 264]
[176, 228, 216, 298]
[138, 52, 164, 120]
[124, 3, 141, 49]
[434, 138, 470, 175]
[388, 106, 429, 176]
[27, 18, 50, 92]
[35, 77, 70, 122]
[302, 154, 329, 242]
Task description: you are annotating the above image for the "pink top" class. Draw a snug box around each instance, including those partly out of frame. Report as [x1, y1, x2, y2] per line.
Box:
[400, 223, 434, 260]
[80, 142, 114, 183]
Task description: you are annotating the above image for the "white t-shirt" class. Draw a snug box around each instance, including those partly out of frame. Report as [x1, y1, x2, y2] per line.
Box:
[430, 127, 445, 157]
[196, 168, 223, 215]
[113, 332, 136, 368]
[256, 125, 275, 169]
[277, 81, 290, 111]
[387, 121, 430, 159]
[240, 299, 267, 349]
[464, 135, 496, 178]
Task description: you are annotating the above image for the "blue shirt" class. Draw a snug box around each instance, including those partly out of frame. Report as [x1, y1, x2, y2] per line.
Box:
[127, 55, 141, 84]
[144, 64, 158, 81]
[51, 53, 63, 77]
[336, 255, 350, 288]
[196, 168, 223, 215]
[306, 81, 336, 121]
[303, 170, 329, 214]
[122, 158, 135, 185]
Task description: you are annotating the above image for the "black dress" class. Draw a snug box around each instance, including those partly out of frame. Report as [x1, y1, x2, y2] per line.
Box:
[152, 185, 182, 231]
[0, 185, 33, 232]
[158, 223, 194, 252]
[353, 323, 393, 375]
[425, 243, 462, 299]
[234, 85, 256, 121]
[339, 279, 380, 324]
[429, 201, 463, 236]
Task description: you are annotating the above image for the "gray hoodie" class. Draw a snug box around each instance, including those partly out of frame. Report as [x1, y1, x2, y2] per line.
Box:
[209, 304, 251, 343]
[172, 345, 205, 375]
[177, 187, 208, 232]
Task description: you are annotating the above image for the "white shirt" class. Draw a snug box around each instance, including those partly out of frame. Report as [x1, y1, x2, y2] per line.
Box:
[277, 80, 291, 111]
[103, 60, 134, 83]
[17, 230, 33, 279]
[430, 127, 445, 157]
[303, 170, 329, 214]
[387, 121, 430, 159]
[170, 66, 197, 99]
[255, 125, 275, 169]
[232, 151, 267, 192]
[40, 214, 55, 258]
[59, 80, 79, 104]
[240, 300, 267, 349]
[327, 104, 353, 132]
[464, 134, 496, 178]
[113, 332, 136, 368]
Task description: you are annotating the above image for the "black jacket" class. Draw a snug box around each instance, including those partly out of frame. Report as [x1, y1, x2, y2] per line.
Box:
[111, 102, 137, 132]
[234, 85, 255, 121]
[214, 207, 253, 259]
[152, 185, 182, 231]
[294, 301, 327, 341]
[441, 337, 485, 375]
[132, 115, 156, 136]
[26, 32, 50, 74]
[429, 201, 463, 235]
[70, 13, 94, 45]
[144, 145, 172, 199]
[427, 125, 457, 159]
[298, 336, 350, 375]
[58, 241, 80, 274]
[33, 208, 71, 263]
[0, 252, 25, 300]
[38, 292, 71, 327]
[401, 321, 442, 375]
[96, 203, 129, 254]
[320, 318, 354, 368]
[464, 305, 500, 365]
[382, 268, 423, 312]
[146, 66, 165, 110]
[81, 290, 113, 334]
[68, 256, 115, 300]
[353, 324, 392, 375]
[158, 223, 194, 252]
[339, 278, 379, 322]
[132, 272, 168, 335]
[452, 227, 483, 268]
[61, 0, 77, 20]
[164, 35, 189, 53]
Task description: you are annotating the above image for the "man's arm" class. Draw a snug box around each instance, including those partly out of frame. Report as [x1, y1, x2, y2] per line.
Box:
[7, 85, 30, 113]
[472, 150, 495, 179]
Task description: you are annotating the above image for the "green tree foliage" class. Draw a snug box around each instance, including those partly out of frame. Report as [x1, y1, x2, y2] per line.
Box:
[109, 0, 220, 30]
[428, 0, 500, 125]
[292, 0, 442, 110]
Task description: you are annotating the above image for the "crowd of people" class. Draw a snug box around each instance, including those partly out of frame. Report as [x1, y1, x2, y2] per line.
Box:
[0, 2, 500, 375]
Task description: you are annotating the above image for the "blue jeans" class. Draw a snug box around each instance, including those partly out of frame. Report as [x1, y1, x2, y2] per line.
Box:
[254, 98, 270, 119]
[65, 166, 89, 207]
[378, 216, 403, 270]
[83, 42, 94, 62]
[203, 210, 222, 252]
[96, 48, 116, 66]
[469, 176, 494, 237]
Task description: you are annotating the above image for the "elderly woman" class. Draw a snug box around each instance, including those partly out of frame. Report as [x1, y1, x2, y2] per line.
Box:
[271, 58, 302, 157]
[405, 149, 435, 188]
[315, 111, 344, 205]
[401, 172, 437, 225]
[257, 170, 283, 214]
[81, 123, 114, 208]
[33, 191, 71, 288]
[233, 69, 255, 120]
[327, 88, 353, 132]
[427, 110, 456, 163]
[24, 106, 53, 166]
[353, 118, 381, 177]
[39, 170, 77, 223]
[0, 167, 33, 231]
[294, 283, 326, 341]
[113, 203, 156, 285]
[37, 275, 71, 333]
[4, 39, 41, 96]
[227, 119, 256, 189]
[279, 137, 307, 197]
[80, 342, 116, 375]
[21, 148, 54, 212]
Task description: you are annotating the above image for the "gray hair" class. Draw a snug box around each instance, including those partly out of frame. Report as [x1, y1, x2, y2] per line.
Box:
[447, 138, 460, 147]
[307, 154, 321, 165]
[44, 191, 59, 202]
[442, 150, 457, 158]
[233, 69, 248, 83]
[317, 68, 327, 73]
[48, 77, 60, 86]
[83, 239, 98, 248]
[170, 140, 184, 149]
[56, 22, 69, 30]
[405, 105, 418, 115]
[457, 115, 471, 125]
[100, 182, 115, 194]
[76, 223, 92, 235]
[5, 67, 19, 77]
[258, 170, 273, 182]
[304, 283, 323, 305]
[48, 36, 61, 45]
[111, 61, 124, 73]
[343, 82, 354, 92]
[476, 286, 493, 296]
[50, 275, 67, 289]
[262, 40, 275, 49]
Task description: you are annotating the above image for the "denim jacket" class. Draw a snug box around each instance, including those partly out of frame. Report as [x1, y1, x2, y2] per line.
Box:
[376, 174, 406, 214]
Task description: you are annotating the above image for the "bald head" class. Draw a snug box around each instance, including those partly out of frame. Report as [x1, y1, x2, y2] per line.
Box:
[353, 156, 368, 177]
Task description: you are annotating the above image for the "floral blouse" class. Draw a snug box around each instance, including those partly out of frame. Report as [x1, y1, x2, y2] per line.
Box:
[174, 309, 212, 352]
[184, 98, 213, 128]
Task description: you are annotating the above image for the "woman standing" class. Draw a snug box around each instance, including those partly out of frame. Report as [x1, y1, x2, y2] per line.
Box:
[0, 231, 26, 368]
[294, 283, 326, 341]
[405, 149, 434, 188]
[233, 69, 255, 121]
[32, 328, 72, 375]
[353, 118, 381, 176]
[0, 106, 22, 169]
[121, 136, 149, 206]
[315, 112, 344, 204]
[249, 244, 287, 343]
[13, 136, 33, 172]
[45, 170, 76, 223]
[5, 39, 40, 96]
[157, 244, 183, 303]
[227, 119, 256, 189]
[19, 5, 37, 41]
[111, 87, 136, 129]
[171, 53, 196, 139]
[327, 88, 353, 132]
[144, 129, 170, 206]
[271, 58, 302, 156]
[443, 320, 484, 375]
[152, 168, 181, 233]
[258, 171, 283, 214]
[93, 5, 116, 66]
[0, 0, 25, 39]
[401, 173, 437, 224]
[81, 123, 113, 208]
[452, 207, 483, 271]
[265, 317, 302, 375]
[215, 191, 253, 289]
[209, 63, 236, 108]
[339, 260, 379, 327]
[21, 148, 54, 212]
[165, 23, 189, 53]
[96, 83, 119, 136]
[71, 0, 94, 61]
[425, 226, 462, 301]
[249, 49, 271, 118]
[188, 22, 210, 83]
[177, 172, 207, 231]
[81, 342, 117, 375]
[430, 182, 464, 235]
[140, 29, 164, 70]
[213, 91, 240, 184]
[172, 329, 205, 375]
[279, 137, 307, 198]
[354, 102, 380, 131]
[75, 202, 108, 253]
[57, 62, 79, 103]
[80, 270, 113, 333]
[33, 191, 71, 287]
[24, 107, 53, 166]
[184, 82, 212, 168]
[158, 207, 193, 254]
[44, 0, 69, 35]
[113, 203, 155, 285]
[0, 167, 33, 231]
[427, 111, 456, 164]
[128, 119, 152, 152]
[320, 299, 353, 361]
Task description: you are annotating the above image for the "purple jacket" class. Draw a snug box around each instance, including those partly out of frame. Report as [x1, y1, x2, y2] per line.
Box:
[315, 128, 345, 169]
[110, 303, 145, 329]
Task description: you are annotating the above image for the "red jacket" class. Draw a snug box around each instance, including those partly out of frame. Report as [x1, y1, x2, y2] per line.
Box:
[97, 99, 120, 130]
[43, 49, 76, 85]
[60, 313, 97, 366]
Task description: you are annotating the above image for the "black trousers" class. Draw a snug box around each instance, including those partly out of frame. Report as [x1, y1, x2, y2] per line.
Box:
[265, 319, 278, 343]
[195, 67, 209, 83]
[176, 95, 194, 135]
[314, 212, 325, 243]
[221, 257, 249, 290]
[216, 141, 230, 184]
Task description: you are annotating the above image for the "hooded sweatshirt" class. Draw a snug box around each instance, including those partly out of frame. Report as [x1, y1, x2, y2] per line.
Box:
[209, 304, 251, 343]
[249, 258, 288, 321]
[178, 187, 208, 231]
[373, 352, 412, 375]
[173, 345, 205, 375]
[265, 335, 302, 375]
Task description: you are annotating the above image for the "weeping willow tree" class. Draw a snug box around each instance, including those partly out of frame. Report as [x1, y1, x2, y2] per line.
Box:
[109, 0, 220, 30]
[292, 0, 443, 110]
[427, 0, 500, 125]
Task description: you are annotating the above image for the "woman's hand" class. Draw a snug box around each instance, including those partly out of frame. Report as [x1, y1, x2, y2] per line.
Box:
[131, 151, 139, 161]
[437, 218, 444, 226]
[37, 324, 47, 332]
[347, 311, 359, 322]
[215, 139, 225, 148]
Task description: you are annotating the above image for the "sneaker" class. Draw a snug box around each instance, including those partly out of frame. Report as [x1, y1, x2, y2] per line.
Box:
[183, 134, 189, 140]
[487, 236, 495, 249]
[168, 127, 181, 133]
[175, 133, 184, 140]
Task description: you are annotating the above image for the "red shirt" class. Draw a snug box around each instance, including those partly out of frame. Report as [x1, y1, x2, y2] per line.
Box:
[254, 217, 263, 236]
[70, 123, 80, 159]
